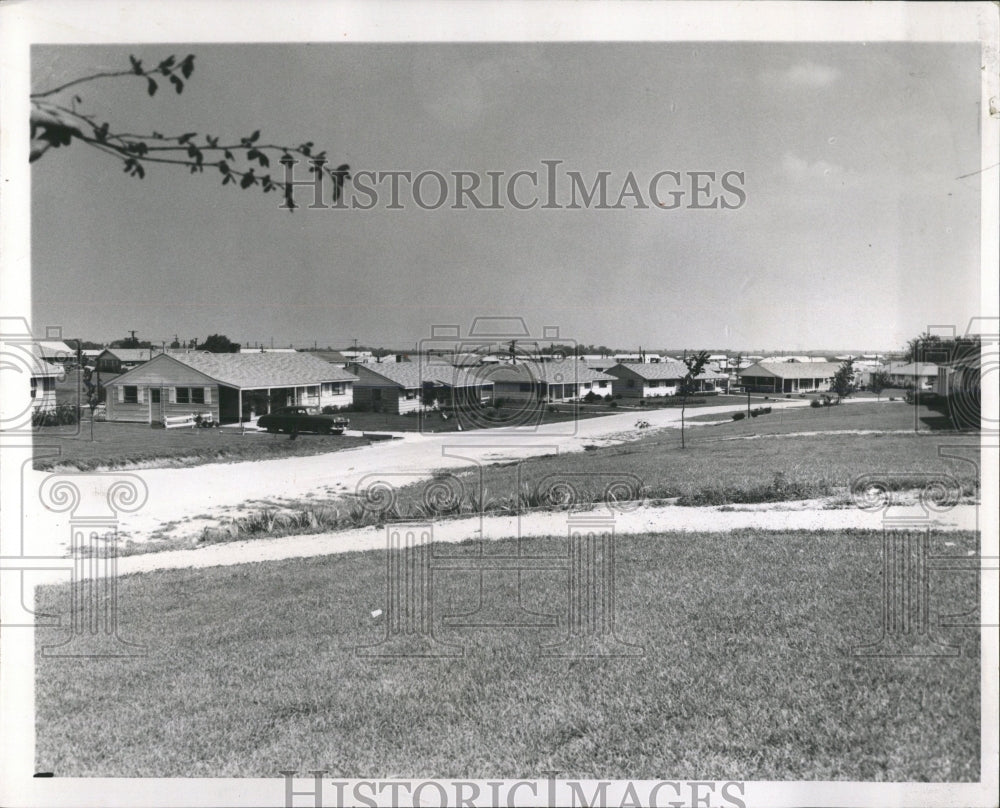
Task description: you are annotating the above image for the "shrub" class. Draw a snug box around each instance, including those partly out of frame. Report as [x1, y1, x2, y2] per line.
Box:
[763, 406, 772, 414]
[731, 412, 745, 421]
[604, 394, 613, 402]
[638, 400, 646, 407]
[609, 400, 618, 408]
[583, 391, 600, 403]
[32, 402, 79, 427]
[810, 399, 822, 408]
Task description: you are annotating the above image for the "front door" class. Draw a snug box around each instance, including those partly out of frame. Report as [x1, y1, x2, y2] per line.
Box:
[148, 388, 161, 423]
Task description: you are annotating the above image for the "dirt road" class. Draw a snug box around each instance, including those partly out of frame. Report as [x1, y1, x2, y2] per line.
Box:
[25, 397, 888, 557]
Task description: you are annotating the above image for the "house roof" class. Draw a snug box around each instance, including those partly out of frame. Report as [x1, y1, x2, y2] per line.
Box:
[109, 352, 357, 389]
[886, 361, 939, 376]
[309, 350, 349, 363]
[490, 361, 615, 384]
[606, 360, 727, 381]
[353, 360, 492, 389]
[35, 340, 74, 359]
[99, 348, 156, 362]
[739, 361, 842, 379]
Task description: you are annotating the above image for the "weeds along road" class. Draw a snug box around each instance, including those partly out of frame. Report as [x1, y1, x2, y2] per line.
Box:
[27, 397, 871, 555]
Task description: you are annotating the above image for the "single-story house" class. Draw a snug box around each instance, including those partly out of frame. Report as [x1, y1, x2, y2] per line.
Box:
[738, 361, 842, 394]
[489, 360, 615, 403]
[95, 348, 157, 373]
[886, 361, 938, 389]
[103, 352, 356, 424]
[349, 361, 494, 414]
[606, 361, 727, 398]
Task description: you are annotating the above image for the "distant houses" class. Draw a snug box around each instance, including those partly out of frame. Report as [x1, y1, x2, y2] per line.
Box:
[103, 352, 356, 424]
[737, 361, 842, 394]
[605, 361, 727, 398]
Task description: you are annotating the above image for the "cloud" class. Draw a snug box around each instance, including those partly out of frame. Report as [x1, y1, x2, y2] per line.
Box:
[764, 61, 841, 88]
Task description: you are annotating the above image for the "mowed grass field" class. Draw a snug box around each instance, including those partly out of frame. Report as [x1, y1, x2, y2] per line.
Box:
[32, 421, 370, 471]
[35, 530, 980, 779]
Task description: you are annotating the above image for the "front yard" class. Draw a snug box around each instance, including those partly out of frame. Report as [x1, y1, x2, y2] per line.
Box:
[32, 421, 370, 471]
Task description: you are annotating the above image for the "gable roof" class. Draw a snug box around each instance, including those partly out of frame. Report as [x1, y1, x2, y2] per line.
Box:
[353, 360, 493, 389]
[886, 361, 938, 376]
[99, 348, 155, 362]
[489, 361, 615, 384]
[608, 358, 726, 381]
[739, 361, 842, 379]
[108, 352, 357, 388]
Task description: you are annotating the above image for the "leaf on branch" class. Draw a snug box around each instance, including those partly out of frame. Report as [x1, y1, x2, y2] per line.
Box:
[129, 55, 143, 75]
[218, 161, 230, 174]
[222, 174, 232, 186]
[257, 152, 269, 167]
[158, 55, 176, 75]
[240, 170, 257, 189]
[177, 132, 196, 145]
[180, 55, 195, 79]
[299, 142, 313, 156]
[187, 144, 203, 166]
[169, 74, 184, 94]
[206, 135, 218, 148]
[224, 150, 234, 161]
[147, 77, 158, 96]
[95, 122, 109, 142]
[250, 130, 260, 143]
[246, 148, 260, 161]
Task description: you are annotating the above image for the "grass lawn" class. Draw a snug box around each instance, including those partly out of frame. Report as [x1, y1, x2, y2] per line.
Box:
[35, 529, 981, 779]
[685, 400, 956, 434]
[32, 421, 370, 471]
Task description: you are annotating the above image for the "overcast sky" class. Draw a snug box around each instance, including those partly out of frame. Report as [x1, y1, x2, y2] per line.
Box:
[31, 41, 982, 352]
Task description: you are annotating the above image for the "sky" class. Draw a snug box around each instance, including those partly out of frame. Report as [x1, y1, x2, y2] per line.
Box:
[31, 41, 984, 353]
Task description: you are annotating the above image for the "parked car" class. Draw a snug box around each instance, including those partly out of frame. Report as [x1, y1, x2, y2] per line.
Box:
[257, 406, 349, 435]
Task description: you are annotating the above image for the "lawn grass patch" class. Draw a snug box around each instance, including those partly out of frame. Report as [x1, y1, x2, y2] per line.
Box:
[35, 529, 980, 779]
[32, 421, 370, 471]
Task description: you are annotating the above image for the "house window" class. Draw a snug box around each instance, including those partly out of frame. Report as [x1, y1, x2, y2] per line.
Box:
[176, 387, 204, 404]
[598, 380, 607, 388]
[306, 385, 319, 398]
[583, 382, 591, 389]
[43, 377, 56, 391]
[405, 389, 417, 400]
[30, 379, 37, 399]
[323, 382, 345, 395]
[123, 386, 138, 404]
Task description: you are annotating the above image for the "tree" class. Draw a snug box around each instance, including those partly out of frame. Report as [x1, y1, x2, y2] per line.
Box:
[869, 370, 889, 402]
[678, 350, 710, 449]
[831, 359, 855, 398]
[905, 332, 942, 363]
[198, 334, 240, 353]
[30, 53, 350, 210]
